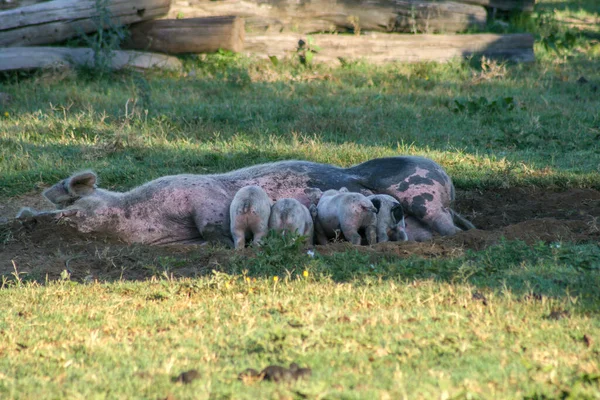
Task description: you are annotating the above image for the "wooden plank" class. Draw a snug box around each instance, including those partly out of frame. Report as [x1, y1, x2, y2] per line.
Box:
[168, 0, 488, 34]
[0, 0, 171, 47]
[0, 47, 183, 72]
[125, 16, 245, 54]
[244, 33, 535, 64]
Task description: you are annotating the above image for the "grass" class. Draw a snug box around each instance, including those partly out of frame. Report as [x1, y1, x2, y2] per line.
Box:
[0, 0, 600, 397]
[1, 21, 600, 195]
[1, 240, 599, 399]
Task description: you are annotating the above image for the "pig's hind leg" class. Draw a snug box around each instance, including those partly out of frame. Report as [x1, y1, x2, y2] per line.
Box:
[340, 221, 362, 245]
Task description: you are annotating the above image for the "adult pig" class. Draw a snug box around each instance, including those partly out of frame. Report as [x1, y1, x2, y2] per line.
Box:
[19, 156, 472, 246]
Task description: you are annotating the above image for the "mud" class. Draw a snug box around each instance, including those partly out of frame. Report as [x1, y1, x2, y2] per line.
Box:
[1, 188, 599, 282]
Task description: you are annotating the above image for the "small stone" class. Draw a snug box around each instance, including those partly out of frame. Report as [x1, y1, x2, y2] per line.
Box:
[545, 310, 570, 321]
[261, 365, 294, 383]
[472, 291, 488, 306]
[289, 363, 312, 380]
[175, 369, 200, 384]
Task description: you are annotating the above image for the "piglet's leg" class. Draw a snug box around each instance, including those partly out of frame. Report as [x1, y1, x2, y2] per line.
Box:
[232, 230, 246, 250]
[340, 223, 362, 246]
[252, 229, 268, 247]
[376, 226, 390, 243]
[314, 222, 329, 246]
[364, 225, 377, 246]
[304, 223, 315, 247]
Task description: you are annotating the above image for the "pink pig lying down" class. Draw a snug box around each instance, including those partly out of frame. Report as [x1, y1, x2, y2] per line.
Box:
[17, 156, 475, 247]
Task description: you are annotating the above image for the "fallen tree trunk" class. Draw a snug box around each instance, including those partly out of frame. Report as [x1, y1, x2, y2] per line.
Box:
[0, 47, 183, 72]
[168, 0, 487, 34]
[125, 16, 245, 54]
[244, 33, 534, 64]
[0, 0, 171, 47]
[458, 0, 535, 12]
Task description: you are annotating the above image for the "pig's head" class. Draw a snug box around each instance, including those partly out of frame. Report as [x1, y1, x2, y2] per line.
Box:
[370, 197, 408, 242]
[304, 187, 323, 205]
[43, 170, 98, 209]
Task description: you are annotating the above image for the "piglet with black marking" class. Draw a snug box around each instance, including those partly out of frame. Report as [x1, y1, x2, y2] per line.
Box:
[368, 194, 408, 243]
[230, 185, 272, 249]
[314, 187, 377, 246]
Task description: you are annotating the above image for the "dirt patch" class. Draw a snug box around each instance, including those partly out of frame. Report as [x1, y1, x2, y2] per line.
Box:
[1, 188, 599, 282]
[0, 191, 52, 223]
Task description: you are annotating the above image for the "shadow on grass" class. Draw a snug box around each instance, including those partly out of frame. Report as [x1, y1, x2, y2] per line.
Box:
[2, 60, 600, 198]
[221, 234, 600, 313]
[536, 0, 600, 16]
[0, 138, 313, 196]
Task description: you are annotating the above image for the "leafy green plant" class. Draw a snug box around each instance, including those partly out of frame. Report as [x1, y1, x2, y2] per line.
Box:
[296, 36, 321, 66]
[229, 231, 312, 277]
[77, 0, 129, 76]
[540, 31, 578, 54]
[555, 244, 600, 271]
[450, 96, 519, 114]
[533, 10, 579, 54]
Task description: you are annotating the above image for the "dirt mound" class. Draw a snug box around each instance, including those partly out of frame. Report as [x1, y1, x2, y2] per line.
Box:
[1, 188, 599, 282]
[456, 187, 600, 230]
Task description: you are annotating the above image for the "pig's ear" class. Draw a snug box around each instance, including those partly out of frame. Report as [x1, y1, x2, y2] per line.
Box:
[67, 171, 97, 197]
[391, 204, 405, 224]
[370, 198, 382, 213]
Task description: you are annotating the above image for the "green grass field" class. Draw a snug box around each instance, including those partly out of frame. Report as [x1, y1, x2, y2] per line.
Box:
[1, 0, 600, 398]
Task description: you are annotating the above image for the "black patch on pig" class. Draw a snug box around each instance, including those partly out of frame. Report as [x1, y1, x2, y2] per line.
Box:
[391, 204, 404, 223]
[370, 198, 382, 213]
[348, 157, 417, 184]
[410, 193, 434, 218]
[397, 175, 434, 192]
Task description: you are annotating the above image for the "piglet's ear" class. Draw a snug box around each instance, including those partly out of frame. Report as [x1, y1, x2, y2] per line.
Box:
[370, 198, 382, 213]
[391, 204, 405, 224]
[68, 171, 97, 196]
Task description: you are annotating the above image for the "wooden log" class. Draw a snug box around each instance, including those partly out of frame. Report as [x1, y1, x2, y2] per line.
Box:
[244, 33, 535, 64]
[457, 0, 535, 12]
[168, 0, 487, 34]
[0, 0, 171, 47]
[124, 16, 245, 54]
[0, 0, 47, 11]
[0, 47, 183, 72]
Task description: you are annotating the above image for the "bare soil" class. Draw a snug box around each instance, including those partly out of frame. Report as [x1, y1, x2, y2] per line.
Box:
[1, 188, 599, 282]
